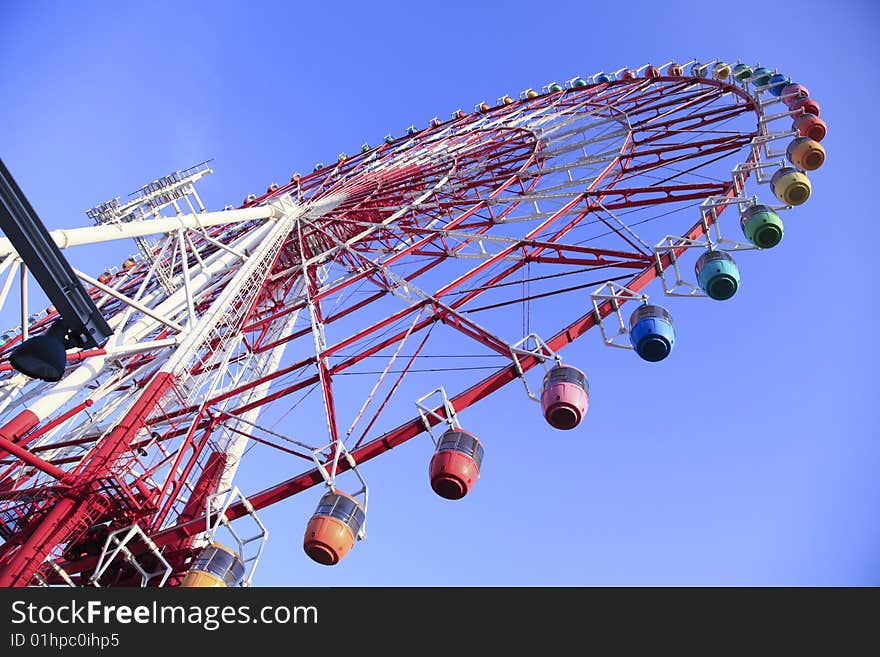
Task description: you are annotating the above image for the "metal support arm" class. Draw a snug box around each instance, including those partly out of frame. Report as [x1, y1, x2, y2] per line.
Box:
[0, 159, 112, 348]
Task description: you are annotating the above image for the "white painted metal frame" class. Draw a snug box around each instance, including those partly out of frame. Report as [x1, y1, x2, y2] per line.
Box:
[309, 440, 369, 541]
[204, 486, 268, 587]
[590, 281, 648, 351]
[509, 332, 562, 402]
[415, 386, 461, 444]
[90, 524, 172, 587]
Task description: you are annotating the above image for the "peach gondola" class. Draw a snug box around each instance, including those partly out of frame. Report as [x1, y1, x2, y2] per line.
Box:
[786, 137, 826, 171]
[181, 543, 245, 588]
[303, 490, 365, 565]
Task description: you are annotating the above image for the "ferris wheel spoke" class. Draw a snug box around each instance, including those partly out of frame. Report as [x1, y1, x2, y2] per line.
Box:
[300, 219, 524, 358]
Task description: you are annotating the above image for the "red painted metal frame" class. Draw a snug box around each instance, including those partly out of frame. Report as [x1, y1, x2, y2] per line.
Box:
[0, 73, 761, 586]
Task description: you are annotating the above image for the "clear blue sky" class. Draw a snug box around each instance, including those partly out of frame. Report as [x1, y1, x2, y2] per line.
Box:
[1, 0, 878, 586]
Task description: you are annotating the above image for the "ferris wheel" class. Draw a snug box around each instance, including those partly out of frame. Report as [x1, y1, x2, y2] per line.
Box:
[0, 59, 826, 587]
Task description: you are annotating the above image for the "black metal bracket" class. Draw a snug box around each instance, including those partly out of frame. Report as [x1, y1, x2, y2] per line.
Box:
[0, 158, 112, 348]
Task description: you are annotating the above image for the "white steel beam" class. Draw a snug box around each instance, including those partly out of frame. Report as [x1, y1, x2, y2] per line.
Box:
[0, 206, 277, 257]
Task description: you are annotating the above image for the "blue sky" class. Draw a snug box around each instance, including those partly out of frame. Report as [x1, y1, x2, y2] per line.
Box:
[1, 0, 878, 586]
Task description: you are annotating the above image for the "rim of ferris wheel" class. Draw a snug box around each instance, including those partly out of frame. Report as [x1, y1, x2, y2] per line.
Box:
[89, 524, 172, 588]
